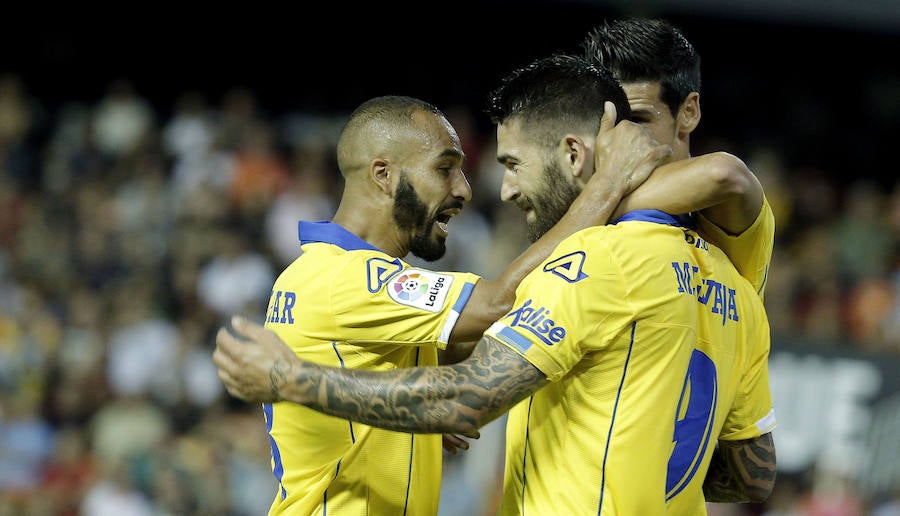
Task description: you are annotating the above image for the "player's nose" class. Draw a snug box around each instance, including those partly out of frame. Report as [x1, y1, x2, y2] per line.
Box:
[451, 169, 472, 203]
[500, 170, 519, 203]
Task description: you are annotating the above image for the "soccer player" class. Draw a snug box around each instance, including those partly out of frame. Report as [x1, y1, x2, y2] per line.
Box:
[582, 17, 775, 301]
[215, 55, 777, 514]
[252, 94, 670, 515]
[582, 19, 778, 506]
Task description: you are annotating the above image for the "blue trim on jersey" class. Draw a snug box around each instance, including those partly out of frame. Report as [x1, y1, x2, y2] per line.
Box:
[299, 220, 383, 252]
[453, 281, 476, 313]
[404, 434, 414, 516]
[331, 342, 356, 443]
[324, 459, 343, 514]
[324, 343, 354, 513]
[597, 322, 637, 515]
[521, 396, 534, 516]
[612, 210, 696, 229]
[264, 403, 288, 500]
[402, 347, 421, 516]
[758, 265, 769, 297]
[497, 326, 534, 354]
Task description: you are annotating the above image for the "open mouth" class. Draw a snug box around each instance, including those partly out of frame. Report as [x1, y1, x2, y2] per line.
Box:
[435, 209, 460, 233]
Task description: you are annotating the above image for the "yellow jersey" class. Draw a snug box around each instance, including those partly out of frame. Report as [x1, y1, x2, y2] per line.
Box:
[696, 196, 775, 300]
[263, 221, 480, 515]
[485, 210, 775, 515]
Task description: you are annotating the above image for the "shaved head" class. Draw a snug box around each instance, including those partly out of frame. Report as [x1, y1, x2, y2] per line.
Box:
[331, 94, 469, 262]
[336, 95, 447, 178]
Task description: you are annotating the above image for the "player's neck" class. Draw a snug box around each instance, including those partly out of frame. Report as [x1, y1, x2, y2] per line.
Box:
[333, 201, 408, 258]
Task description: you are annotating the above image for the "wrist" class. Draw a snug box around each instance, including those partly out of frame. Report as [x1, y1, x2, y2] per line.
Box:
[570, 175, 623, 222]
[268, 357, 301, 403]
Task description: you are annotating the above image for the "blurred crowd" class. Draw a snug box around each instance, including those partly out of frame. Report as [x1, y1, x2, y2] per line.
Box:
[0, 72, 898, 515]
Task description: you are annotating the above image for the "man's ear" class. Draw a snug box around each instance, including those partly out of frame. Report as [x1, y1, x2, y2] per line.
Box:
[371, 159, 393, 195]
[561, 134, 589, 178]
[677, 92, 701, 137]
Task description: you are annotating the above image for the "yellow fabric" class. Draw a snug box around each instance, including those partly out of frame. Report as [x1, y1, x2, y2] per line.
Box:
[696, 196, 775, 300]
[485, 211, 774, 515]
[264, 221, 480, 515]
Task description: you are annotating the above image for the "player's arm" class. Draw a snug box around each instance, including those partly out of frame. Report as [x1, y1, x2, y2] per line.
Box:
[614, 151, 763, 234]
[703, 433, 777, 503]
[214, 316, 548, 435]
[448, 102, 670, 346]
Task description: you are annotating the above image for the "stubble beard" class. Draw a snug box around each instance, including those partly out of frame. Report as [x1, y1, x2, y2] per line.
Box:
[525, 161, 582, 243]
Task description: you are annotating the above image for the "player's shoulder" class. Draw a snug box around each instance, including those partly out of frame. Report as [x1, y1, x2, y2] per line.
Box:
[323, 248, 412, 295]
[326, 250, 472, 299]
[566, 215, 681, 247]
[300, 244, 401, 271]
[561, 224, 618, 245]
[275, 246, 397, 289]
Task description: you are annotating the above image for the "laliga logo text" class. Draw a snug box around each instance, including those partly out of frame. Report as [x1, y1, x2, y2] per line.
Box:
[424, 276, 446, 307]
[505, 299, 567, 346]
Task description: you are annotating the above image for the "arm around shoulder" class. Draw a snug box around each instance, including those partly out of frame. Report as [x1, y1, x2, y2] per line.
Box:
[696, 152, 764, 235]
[614, 151, 763, 235]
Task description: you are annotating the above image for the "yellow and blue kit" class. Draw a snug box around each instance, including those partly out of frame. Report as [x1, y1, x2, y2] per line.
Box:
[696, 196, 775, 300]
[262, 221, 480, 515]
[485, 210, 775, 515]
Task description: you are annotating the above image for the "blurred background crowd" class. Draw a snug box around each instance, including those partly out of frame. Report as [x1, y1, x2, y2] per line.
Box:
[1, 2, 898, 515]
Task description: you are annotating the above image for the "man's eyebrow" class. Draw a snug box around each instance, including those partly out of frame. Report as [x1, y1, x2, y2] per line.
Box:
[496, 153, 515, 165]
[629, 107, 656, 118]
[439, 148, 465, 161]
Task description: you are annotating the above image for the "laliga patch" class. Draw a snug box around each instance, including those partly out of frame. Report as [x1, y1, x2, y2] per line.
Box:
[387, 268, 454, 312]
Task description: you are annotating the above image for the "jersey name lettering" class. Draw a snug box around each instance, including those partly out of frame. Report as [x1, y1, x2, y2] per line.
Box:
[267, 290, 296, 324]
[671, 262, 739, 325]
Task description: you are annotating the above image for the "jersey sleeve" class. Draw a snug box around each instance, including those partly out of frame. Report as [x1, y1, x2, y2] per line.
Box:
[484, 233, 632, 381]
[718, 336, 777, 441]
[695, 196, 775, 300]
[330, 255, 481, 349]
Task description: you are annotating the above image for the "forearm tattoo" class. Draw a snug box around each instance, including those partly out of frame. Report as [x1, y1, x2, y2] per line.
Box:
[279, 336, 547, 434]
[703, 433, 776, 503]
[269, 359, 293, 400]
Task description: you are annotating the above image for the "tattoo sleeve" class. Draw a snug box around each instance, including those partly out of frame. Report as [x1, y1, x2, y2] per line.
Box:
[278, 336, 548, 434]
[703, 433, 777, 503]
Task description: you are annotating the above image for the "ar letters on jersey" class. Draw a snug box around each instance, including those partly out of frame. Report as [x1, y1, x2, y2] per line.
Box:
[386, 268, 454, 313]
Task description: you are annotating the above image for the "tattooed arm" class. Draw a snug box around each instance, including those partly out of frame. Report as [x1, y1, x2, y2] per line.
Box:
[703, 433, 777, 503]
[213, 316, 548, 434]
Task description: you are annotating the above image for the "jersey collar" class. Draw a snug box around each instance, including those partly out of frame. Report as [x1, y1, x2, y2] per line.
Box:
[298, 221, 382, 252]
[612, 210, 696, 229]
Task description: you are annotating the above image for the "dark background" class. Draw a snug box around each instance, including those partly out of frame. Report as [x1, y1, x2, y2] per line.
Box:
[0, 4, 897, 514]
[3, 1, 898, 186]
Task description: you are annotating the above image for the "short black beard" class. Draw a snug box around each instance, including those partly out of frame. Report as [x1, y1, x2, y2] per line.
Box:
[393, 173, 447, 261]
[526, 160, 581, 243]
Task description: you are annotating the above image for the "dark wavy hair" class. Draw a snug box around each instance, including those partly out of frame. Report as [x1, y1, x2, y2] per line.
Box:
[581, 18, 701, 117]
[485, 53, 631, 149]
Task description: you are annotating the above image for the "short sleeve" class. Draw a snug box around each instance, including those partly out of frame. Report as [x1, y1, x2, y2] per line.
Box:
[719, 338, 777, 440]
[695, 196, 775, 300]
[331, 258, 481, 349]
[484, 235, 632, 381]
